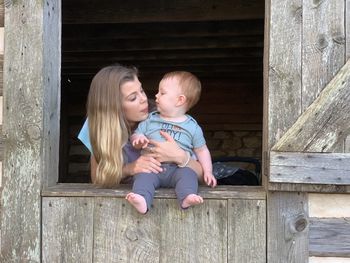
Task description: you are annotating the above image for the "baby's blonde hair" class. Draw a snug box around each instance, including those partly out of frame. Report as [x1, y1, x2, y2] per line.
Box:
[161, 71, 201, 110]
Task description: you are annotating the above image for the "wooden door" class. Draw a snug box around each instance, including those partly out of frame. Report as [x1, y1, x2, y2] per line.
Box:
[265, 0, 350, 262]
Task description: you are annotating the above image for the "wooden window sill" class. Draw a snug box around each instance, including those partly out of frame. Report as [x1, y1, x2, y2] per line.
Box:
[42, 183, 266, 200]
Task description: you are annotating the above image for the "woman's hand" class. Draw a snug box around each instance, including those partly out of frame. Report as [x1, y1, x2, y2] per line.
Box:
[123, 155, 162, 176]
[148, 131, 204, 180]
[148, 130, 184, 164]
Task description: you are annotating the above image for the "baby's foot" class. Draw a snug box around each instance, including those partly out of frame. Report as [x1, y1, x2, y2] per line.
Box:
[181, 194, 203, 209]
[125, 193, 147, 214]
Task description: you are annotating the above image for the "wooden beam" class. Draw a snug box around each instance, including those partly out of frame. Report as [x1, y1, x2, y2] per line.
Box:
[0, 0, 3, 27]
[62, 48, 264, 62]
[270, 151, 350, 185]
[0, 0, 61, 261]
[63, 20, 264, 40]
[267, 0, 302, 149]
[42, 184, 266, 200]
[309, 218, 350, 257]
[63, 35, 263, 52]
[62, 0, 265, 24]
[347, 0, 350, 60]
[62, 57, 263, 69]
[302, 0, 345, 111]
[267, 192, 309, 263]
[272, 59, 350, 152]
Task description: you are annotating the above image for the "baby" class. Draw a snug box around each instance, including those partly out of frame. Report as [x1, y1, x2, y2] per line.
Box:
[126, 71, 216, 214]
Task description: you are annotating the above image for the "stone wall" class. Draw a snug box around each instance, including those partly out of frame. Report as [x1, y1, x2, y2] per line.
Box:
[206, 130, 262, 160]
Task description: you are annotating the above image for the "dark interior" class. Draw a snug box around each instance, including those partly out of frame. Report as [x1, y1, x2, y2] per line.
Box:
[59, 0, 264, 183]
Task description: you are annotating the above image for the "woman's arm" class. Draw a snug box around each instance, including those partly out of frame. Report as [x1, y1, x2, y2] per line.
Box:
[122, 155, 163, 176]
[91, 154, 162, 183]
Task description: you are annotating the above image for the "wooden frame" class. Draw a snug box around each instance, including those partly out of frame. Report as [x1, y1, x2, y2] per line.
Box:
[0, 0, 61, 260]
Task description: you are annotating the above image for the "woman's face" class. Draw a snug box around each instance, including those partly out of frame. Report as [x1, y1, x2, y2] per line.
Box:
[121, 76, 149, 128]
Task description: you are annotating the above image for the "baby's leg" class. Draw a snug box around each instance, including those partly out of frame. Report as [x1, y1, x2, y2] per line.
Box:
[126, 172, 160, 214]
[171, 167, 203, 209]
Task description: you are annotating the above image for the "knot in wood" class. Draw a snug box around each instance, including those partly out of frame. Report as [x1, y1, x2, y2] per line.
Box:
[125, 228, 138, 242]
[289, 214, 308, 233]
[294, 217, 308, 232]
[26, 124, 41, 141]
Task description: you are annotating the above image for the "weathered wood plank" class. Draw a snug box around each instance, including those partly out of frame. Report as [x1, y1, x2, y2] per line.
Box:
[42, 184, 266, 200]
[228, 199, 266, 263]
[270, 152, 350, 184]
[302, 0, 345, 110]
[0, 0, 3, 27]
[0, 1, 60, 261]
[42, 197, 94, 263]
[267, 192, 309, 263]
[309, 193, 350, 218]
[269, 182, 350, 193]
[43, 0, 61, 187]
[268, 0, 302, 149]
[346, 0, 350, 60]
[93, 197, 161, 262]
[309, 217, 350, 257]
[0, 54, 3, 96]
[309, 257, 350, 263]
[272, 59, 350, 152]
[62, 0, 265, 24]
[160, 199, 227, 262]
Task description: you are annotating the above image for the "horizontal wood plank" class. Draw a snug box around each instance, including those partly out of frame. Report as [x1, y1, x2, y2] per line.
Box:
[309, 217, 350, 257]
[62, 0, 265, 24]
[63, 20, 264, 40]
[42, 184, 266, 200]
[270, 152, 350, 185]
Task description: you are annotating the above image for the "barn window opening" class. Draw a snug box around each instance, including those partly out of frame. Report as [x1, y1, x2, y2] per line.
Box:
[59, 1, 265, 185]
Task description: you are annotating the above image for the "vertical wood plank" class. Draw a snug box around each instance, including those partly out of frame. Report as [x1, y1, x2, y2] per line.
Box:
[228, 199, 266, 263]
[93, 197, 161, 262]
[268, 0, 302, 148]
[160, 199, 227, 263]
[0, 0, 60, 261]
[302, 0, 345, 152]
[347, 0, 350, 60]
[42, 197, 94, 263]
[268, 192, 309, 263]
[42, 0, 61, 187]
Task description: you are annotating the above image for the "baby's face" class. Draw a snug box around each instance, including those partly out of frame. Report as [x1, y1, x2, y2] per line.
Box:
[155, 77, 182, 116]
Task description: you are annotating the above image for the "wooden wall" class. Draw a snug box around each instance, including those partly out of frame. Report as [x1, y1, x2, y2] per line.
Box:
[0, 0, 3, 250]
[266, 0, 350, 262]
[42, 185, 266, 263]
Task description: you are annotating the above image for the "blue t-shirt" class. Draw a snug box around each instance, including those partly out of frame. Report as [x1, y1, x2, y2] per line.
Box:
[134, 111, 206, 157]
[77, 119, 140, 163]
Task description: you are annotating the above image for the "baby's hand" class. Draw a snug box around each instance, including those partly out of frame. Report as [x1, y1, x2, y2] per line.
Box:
[131, 135, 149, 149]
[204, 172, 217, 188]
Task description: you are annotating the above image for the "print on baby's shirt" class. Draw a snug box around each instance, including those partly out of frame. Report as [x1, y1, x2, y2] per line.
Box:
[161, 123, 182, 141]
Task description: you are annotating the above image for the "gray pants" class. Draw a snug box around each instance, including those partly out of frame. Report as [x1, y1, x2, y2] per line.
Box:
[132, 164, 198, 210]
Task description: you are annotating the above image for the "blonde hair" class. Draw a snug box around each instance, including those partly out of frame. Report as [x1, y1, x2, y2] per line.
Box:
[161, 71, 201, 110]
[87, 65, 138, 187]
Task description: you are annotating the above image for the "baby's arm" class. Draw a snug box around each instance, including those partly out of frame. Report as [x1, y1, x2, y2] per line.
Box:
[130, 133, 149, 150]
[193, 145, 217, 187]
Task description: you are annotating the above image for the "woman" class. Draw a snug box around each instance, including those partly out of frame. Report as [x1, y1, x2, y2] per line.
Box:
[78, 64, 203, 187]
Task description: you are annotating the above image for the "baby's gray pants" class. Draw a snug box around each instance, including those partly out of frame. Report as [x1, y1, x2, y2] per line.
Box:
[132, 164, 198, 210]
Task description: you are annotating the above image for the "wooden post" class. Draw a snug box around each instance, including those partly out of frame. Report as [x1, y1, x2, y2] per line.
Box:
[0, 0, 60, 261]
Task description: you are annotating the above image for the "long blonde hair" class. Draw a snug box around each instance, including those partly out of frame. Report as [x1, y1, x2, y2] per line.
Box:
[87, 65, 138, 187]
